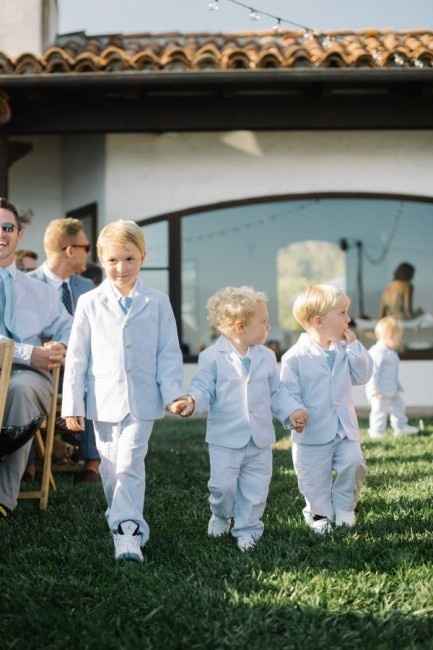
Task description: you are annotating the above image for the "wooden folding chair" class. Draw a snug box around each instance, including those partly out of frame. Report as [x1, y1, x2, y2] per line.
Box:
[18, 365, 61, 510]
[0, 338, 14, 428]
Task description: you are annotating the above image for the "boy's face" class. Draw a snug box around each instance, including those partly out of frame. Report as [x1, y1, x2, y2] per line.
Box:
[317, 296, 351, 342]
[382, 331, 402, 350]
[100, 241, 144, 293]
[241, 301, 270, 347]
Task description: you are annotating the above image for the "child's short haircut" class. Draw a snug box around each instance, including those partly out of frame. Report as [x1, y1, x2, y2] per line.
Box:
[207, 286, 267, 335]
[293, 284, 346, 329]
[375, 316, 402, 341]
[97, 220, 145, 259]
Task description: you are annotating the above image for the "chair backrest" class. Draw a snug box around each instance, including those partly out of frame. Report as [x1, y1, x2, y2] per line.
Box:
[0, 338, 14, 428]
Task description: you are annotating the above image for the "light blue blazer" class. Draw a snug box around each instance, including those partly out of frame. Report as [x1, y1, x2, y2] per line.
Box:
[61, 278, 183, 423]
[189, 336, 301, 449]
[280, 333, 373, 445]
[365, 341, 402, 399]
[30, 265, 95, 309]
[0, 268, 72, 365]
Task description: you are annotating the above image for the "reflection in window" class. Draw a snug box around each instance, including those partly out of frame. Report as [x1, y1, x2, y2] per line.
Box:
[278, 241, 346, 333]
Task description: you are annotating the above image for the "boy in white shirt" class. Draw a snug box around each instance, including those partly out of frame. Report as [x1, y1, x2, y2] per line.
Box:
[170, 287, 306, 551]
[280, 285, 372, 534]
[366, 316, 418, 438]
[62, 220, 184, 562]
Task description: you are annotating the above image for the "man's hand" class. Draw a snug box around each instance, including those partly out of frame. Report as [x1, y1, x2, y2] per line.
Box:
[31, 342, 66, 371]
[289, 408, 309, 433]
[167, 395, 195, 417]
[65, 416, 85, 432]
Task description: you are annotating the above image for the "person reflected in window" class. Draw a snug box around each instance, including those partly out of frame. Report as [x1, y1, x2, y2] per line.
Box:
[379, 262, 422, 320]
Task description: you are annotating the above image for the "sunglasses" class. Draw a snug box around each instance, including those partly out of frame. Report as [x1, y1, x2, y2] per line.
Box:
[62, 244, 91, 253]
[0, 222, 17, 233]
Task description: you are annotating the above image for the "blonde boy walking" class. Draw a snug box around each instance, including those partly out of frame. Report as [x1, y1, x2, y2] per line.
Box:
[366, 316, 418, 438]
[280, 285, 372, 534]
[62, 220, 184, 562]
[170, 287, 305, 552]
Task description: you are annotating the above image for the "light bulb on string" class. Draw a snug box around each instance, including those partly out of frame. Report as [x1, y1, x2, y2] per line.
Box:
[249, 8, 260, 21]
[208, 0, 219, 11]
[272, 18, 282, 33]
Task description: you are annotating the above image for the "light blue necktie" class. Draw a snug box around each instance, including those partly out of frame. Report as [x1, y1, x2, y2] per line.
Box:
[241, 356, 251, 375]
[324, 349, 336, 371]
[0, 267, 16, 339]
[119, 296, 133, 315]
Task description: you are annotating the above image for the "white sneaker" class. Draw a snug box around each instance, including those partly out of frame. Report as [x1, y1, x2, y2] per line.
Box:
[113, 520, 143, 562]
[208, 515, 230, 538]
[335, 510, 356, 528]
[393, 425, 419, 437]
[237, 536, 256, 552]
[306, 516, 332, 535]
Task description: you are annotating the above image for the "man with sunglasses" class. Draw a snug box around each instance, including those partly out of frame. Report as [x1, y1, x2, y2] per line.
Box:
[0, 198, 72, 518]
[29, 218, 100, 484]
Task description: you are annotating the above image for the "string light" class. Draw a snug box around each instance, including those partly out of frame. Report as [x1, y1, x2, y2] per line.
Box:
[206, 0, 427, 68]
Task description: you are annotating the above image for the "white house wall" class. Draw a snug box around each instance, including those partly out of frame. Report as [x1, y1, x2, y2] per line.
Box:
[9, 135, 63, 258]
[105, 131, 433, 220]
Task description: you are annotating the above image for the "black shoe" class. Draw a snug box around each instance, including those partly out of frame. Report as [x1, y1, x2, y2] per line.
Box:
[0, 503, 11, 519]
[0, 416, 44, 459]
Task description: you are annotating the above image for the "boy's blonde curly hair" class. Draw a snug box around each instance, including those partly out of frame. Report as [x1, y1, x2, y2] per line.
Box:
[207, 286, 267, 335]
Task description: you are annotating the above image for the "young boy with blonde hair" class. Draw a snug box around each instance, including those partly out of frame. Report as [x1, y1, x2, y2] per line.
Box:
[280, 285, 372, 534]
[366, 316, 418, 438]
[62, 220, 184, 562]
[170, 286, 306, 552]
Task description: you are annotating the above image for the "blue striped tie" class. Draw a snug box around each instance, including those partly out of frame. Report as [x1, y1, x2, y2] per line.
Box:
[61, 282, 74, 315]
[241, 356, 251, 375]
[119, 296, 133, 314]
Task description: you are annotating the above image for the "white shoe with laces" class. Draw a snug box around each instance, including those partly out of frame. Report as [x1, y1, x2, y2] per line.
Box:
[237, 536, 256, 552]
[335, 510, 356, 528]
[113, 520, 143, 562]
[208, 515, 230, 538]
[306, 515, 332, 535]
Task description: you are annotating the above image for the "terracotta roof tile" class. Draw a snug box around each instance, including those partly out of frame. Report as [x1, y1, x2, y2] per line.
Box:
[0, 29, 432, 75]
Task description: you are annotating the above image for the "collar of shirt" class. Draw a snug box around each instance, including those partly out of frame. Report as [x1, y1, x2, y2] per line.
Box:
[305, 332, 337, 354]
[0, 261, 16, 279]
[226, 338, 251, 362]
[109, 281, 139, 302]
[43, 262, 71, 289]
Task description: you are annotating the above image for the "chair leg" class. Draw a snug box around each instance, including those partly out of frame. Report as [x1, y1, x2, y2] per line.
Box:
[39, 367, 60, 511]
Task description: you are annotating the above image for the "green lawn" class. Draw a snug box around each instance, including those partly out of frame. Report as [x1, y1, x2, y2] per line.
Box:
[2, 419, 433, 650]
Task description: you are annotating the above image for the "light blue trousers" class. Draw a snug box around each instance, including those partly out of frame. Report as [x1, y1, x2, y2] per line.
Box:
[208, 439, 272, 540]
[292, 436, 366, 521]
[93, 415, 153, 546]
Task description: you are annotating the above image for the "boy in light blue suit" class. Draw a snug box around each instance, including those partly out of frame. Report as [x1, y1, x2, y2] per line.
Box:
[280, 285, 373, 534]
[62, 220, 184, 562]
[170, 287, 305, 552]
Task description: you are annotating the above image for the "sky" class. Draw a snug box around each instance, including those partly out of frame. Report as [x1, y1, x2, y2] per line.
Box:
[58, 0, 433, 35]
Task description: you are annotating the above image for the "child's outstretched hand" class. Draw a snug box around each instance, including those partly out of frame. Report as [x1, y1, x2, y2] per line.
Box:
[167, 395, 195, 417]
[65, 416, 85, 432]
[289, 409, 309, 433]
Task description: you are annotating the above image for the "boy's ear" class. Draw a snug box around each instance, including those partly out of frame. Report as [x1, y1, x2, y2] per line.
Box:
[233, 319, 245, 334]
[310, 315, 322, 329]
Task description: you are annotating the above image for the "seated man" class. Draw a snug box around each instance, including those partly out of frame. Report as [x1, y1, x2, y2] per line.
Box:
[29, 218, 100, 483]
[0, 198, 72, 518]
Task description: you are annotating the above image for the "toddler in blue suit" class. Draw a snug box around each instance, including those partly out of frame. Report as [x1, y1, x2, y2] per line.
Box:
[63, 220, 184, 562]
[170, 286, 305, 551]
[280, 285, 372, 534]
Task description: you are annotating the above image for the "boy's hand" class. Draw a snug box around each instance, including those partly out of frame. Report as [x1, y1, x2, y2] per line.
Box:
[289, 409, 308, 433]
[65, 416, 85, 432]
[167, 395, 195, 417]
[343, 328, 357, 344]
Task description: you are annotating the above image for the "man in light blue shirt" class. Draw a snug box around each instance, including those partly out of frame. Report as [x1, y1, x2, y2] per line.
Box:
[30, 217, 100, 483]
[0, 198, 72, 517]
